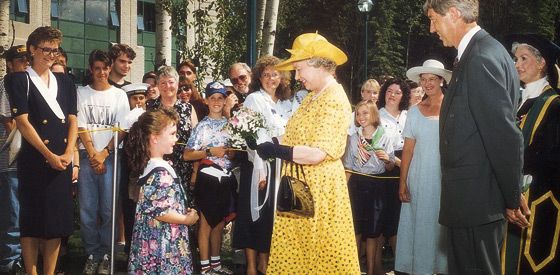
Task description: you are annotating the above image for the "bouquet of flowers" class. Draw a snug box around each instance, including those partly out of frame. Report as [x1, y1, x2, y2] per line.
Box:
[225, 106, 268, 149]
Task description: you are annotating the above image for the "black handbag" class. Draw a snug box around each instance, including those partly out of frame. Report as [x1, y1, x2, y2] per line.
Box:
[277, 161, 315, 218]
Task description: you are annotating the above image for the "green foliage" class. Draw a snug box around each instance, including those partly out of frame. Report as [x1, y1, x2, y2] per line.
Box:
[160, 0, 247, 82]
[161, 0, 560, 98]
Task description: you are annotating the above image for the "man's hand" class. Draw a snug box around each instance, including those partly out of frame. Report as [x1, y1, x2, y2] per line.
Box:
[506, 194, 531, 228]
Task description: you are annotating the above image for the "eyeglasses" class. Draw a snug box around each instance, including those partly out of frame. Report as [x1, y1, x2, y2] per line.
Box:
[230, 74, 248, 85]
[387, 90, 403, 96]
[262, 72, 279, 79]
[36, 46, 61, 57]
[178, 85, 191, 93]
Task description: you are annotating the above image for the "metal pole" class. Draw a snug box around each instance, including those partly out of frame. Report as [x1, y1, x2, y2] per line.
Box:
[110, 123, 119, 274]
[364, 13, 369, 81]
[247, 0, 257, 67]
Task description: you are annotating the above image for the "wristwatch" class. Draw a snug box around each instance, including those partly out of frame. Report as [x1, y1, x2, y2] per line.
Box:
[104, 146, 114, 154]
[205, 147, 212, 157]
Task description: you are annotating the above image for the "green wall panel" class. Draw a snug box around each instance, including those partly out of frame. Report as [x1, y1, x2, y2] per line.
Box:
[59, 21, 84, 38]
[84, 24, 108, 41]
[84, 40, 109, 55]
[67, 53, 85, 69]
[61, 37, 85, 53]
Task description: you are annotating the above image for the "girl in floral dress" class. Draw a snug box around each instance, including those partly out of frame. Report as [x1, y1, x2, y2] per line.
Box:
[126, 108, 199, 274]
[184, 82, 236, 275]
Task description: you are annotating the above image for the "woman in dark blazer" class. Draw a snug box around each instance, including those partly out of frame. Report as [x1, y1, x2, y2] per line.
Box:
[6, 26, 77, 275]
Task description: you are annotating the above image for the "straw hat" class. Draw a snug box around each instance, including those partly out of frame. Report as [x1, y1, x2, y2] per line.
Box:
[406, 59, 452, 83]
[275, 32, 348, 71]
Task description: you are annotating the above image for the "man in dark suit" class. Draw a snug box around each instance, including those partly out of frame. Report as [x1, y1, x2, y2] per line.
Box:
[423, 0, 530, 274]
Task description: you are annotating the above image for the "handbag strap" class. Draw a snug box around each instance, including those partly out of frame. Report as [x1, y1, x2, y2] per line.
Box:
[283, 160, 308, 185]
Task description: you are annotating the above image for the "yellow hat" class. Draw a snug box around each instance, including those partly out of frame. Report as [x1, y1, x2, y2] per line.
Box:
[275, 32, 348, 71]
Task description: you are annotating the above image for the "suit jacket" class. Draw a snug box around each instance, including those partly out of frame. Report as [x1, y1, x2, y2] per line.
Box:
[439, 29, 523, 227]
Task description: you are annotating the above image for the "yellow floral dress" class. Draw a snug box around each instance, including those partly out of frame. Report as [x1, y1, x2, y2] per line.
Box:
[267, 82, 360, 274]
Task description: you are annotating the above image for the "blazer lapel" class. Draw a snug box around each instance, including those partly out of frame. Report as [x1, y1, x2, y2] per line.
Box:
[440, 29, 488, 133]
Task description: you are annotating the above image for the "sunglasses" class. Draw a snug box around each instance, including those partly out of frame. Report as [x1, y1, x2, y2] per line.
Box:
[37, 46, 61, 57]
[230, 74, 248, 85]
[178, 85, 192, 93]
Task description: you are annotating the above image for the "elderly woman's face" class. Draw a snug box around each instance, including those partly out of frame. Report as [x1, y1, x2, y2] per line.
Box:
[157, 75, 178, 100]
[260, 66, 281, 94]
[293, 60, 324, 91]
[30, 40, 60, 69]
[514, 45, 545, 84]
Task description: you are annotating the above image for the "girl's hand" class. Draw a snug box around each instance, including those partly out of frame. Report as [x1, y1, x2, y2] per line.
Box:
[210, 146, 227, 158]
[375, 150, 390, 163]
[184, 208, 199, 225]
[399, 181, 411, 203]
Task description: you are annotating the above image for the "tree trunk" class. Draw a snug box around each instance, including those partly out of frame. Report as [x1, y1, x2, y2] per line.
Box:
[261, 0, 279, 56]
[155, 0, 172, 68]
[0, 0, 10, 77]
[256, 0, 266, 56]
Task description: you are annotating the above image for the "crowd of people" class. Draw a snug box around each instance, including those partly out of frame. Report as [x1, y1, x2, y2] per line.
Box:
[0, 0, 559, 274]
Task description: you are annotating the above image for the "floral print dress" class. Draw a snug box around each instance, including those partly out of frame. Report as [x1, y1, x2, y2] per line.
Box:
[128, 159, 193, 274]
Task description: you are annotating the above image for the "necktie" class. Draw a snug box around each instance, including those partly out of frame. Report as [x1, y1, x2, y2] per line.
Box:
[453, 57, 459, 69]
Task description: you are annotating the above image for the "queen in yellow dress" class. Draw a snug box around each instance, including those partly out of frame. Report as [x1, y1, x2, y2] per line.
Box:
[254, 33, 360, 274]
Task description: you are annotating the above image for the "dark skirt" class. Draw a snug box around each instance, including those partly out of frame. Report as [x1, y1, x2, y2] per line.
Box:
[348, 173, 385, 238]
[232, 153, 276, 252]
[195, 161, 237, 228]
[18, 160, 73, 238]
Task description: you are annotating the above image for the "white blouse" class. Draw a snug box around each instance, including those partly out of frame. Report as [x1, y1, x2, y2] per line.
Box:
[243, 89, 296, 140]
[379, 107, 407, 151]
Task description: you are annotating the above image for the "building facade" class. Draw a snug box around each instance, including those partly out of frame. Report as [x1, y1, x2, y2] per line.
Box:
[8, 0, 180, 83]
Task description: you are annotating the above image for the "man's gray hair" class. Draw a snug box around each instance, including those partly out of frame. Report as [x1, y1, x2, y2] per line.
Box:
[229, 62, 252, 76]
[423, 0, 479, 23]
[156, 65, 179, 82]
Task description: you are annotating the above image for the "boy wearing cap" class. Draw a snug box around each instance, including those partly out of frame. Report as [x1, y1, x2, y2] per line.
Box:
[184, 82, 235, 275]
[0, 45, 28, 274]
[77, 50, 130, 275]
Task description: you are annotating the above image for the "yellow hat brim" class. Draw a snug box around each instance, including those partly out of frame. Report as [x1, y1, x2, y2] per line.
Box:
[275, 34, 348, 71]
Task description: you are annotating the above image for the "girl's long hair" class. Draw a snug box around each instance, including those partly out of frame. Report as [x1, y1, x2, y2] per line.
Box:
[126, 108, 179, 178]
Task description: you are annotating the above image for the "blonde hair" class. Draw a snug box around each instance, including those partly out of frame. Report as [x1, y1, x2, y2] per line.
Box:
[361, 79, 381, 93]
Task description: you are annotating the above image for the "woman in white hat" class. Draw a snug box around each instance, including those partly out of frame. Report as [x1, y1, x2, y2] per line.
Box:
[253, 33, 360, 274]
[395, 59, 451, 275]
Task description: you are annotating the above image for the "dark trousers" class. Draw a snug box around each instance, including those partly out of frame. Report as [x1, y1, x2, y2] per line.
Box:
[447, 219, 506, 275]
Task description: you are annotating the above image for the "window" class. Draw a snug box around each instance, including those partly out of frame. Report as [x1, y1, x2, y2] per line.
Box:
[138, 1, 156, 32]
[85, 0, 108, 25]
[110, 0, 119, 27]
[59, 0, 85, 22]
[9, 0, 29, 23]
[51, 0, 59, 18]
